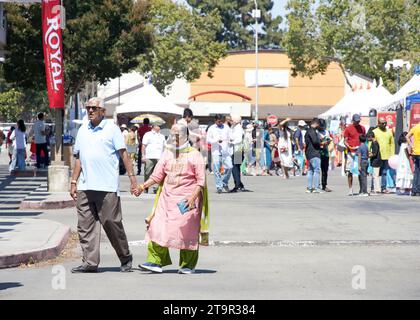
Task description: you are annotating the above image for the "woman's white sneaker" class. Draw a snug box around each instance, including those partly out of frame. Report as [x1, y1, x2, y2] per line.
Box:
[178, 268, 195, 274]
[139, 262, 163, 273]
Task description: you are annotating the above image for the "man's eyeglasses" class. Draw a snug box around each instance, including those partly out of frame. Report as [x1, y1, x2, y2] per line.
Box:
[86, 106, 101, 111]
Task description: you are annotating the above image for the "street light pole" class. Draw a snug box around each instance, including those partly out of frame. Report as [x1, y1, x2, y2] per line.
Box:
[385, 59, 412, 131]
[252, 0, 260, 121]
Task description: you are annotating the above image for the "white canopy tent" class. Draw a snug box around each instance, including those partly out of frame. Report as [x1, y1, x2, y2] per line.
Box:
[319, 84, 392, 119]
[115, 84, 184, 115]
[378, 74, 420, 111]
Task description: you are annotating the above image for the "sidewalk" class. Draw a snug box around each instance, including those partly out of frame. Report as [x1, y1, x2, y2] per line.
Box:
[0, 218, 71, 268]
[0, 160, 73, 268]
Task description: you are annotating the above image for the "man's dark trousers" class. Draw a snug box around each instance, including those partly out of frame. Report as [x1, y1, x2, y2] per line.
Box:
[76, 191, 132, 267]
[36, 143, 49, 168]
[232, 151, 244, 189]
[321, 156, 329, 190]
[137, 144, 142, 175]
[412, 156, 420, 194]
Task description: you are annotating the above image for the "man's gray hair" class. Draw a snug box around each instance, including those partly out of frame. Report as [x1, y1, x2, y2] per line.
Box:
[87, 97, 105, 109]
[231, 114, 241, 124]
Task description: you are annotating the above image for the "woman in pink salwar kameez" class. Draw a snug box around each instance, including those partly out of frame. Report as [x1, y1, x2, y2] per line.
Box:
[137, 124, 209, 274]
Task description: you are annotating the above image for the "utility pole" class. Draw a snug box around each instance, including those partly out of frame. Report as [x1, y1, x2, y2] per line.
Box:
[252, 0, 260, 121]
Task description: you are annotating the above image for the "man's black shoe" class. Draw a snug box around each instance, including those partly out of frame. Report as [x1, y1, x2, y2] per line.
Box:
[120, 259, 133, 272]
[239, 187, 249, 192]
[229, 188, 238, 193]
[71, 265, 98, 273]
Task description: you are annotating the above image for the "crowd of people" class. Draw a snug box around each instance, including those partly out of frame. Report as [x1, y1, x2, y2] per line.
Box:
[3, 113, 52, 173]
[122, 108, 420, 198]
[67, 97, 420, 275]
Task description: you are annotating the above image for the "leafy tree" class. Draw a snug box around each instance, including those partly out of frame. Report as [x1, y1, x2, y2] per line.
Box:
[0, 65, 49, 122]
[138, 0, 227, 93]
[4, 0, 153, 102]
[187, 0, 282, 50]
[283, 0, 420, 92]
[0, 89, 24, 122]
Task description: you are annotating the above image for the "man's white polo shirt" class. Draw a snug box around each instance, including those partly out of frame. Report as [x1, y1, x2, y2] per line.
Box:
[73, 118, 126, 193]
[142, 130, 166, 160]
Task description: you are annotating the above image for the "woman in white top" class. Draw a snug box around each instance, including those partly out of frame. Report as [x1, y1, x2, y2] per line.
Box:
[278, 121, 293, 179]
[9, 120, 28, 172]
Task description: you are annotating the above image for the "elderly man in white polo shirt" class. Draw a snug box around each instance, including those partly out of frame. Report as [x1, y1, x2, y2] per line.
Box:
[142, 124, 166, 193]
[70, 97, 138, 273]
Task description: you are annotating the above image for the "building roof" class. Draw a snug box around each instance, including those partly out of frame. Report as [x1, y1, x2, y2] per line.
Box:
[256, 105, 331, 120]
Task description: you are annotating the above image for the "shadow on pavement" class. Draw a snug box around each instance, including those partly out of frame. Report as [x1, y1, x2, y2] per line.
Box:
[0, 211, 44, 217]
[0, 282, 24, 291]
[0, 221, 22, 226]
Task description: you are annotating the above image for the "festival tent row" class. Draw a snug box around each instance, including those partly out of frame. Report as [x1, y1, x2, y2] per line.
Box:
[319, 81, 393, 119]
[115, 83, 184, 116]
[378, 74, 420, 111]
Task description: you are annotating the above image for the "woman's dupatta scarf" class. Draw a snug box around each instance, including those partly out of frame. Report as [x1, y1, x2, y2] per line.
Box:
[145, 145, 210, 245]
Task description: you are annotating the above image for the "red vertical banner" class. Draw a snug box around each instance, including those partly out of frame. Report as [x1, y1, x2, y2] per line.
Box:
[42, 0, 65, 109]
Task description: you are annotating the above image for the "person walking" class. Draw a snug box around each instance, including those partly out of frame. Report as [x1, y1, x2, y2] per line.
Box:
[136, 118, 152, 176]
[9, 120, 28, 172]
[278, 120, 293, 179]
[294, 120, 307, 175]
[395, 132, 413, 195]
[305, 118, 323, 193]
[368, 131, 382, 195]
[318, 119, 333, 192]
[229, 114, 246, 192]
[344, 114, 366, 196]
[138, 123, 209, 274]
[207, 114, 232, 193]
[125, 126, 138, 167]
[32, 113, 49, 169]
[357, 135, 370, 196]
[373, 118, 395, 193]
[142, 125, 166, 194]
[407, 123, 420, 196]
[70, 97, 138, 273]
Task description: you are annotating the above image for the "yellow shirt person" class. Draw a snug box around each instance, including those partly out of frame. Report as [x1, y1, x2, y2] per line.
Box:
[408, 123, 420, 156]
[373, 127, 395, 160]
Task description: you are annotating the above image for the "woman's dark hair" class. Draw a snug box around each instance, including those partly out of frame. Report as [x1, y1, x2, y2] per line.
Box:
[183, 108, 193, 119]
[279, 122, 288, 134]
[367, 131, 375, 139]
[214, 114, 223, 121]
[398, 132, 408, 146]
[17, 120, 26, 132]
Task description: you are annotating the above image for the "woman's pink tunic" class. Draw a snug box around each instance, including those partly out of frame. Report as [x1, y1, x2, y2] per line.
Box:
[145, 149, 206, 250]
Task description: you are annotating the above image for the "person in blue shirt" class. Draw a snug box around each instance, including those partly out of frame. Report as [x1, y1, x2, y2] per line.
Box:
[70, 97, 139, 273]
[357, 134, 370, 196]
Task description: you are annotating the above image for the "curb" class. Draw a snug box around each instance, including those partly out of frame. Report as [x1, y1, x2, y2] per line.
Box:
[0, 223, 71, 269]
[19, 199, 76, 210]
[10, 170, 48, 178]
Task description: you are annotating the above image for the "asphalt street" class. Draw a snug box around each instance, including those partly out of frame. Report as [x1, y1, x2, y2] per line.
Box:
[1, 161, 420, 299]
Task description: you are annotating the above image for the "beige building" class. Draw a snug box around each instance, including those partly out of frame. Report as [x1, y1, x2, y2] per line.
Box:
[189, 50, 367, 120]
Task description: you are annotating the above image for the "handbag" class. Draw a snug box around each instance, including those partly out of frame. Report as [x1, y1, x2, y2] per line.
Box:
[337, 137, 346, 152]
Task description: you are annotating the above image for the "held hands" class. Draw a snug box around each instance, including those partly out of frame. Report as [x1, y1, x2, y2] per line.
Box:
[129, 177, 139, 196]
